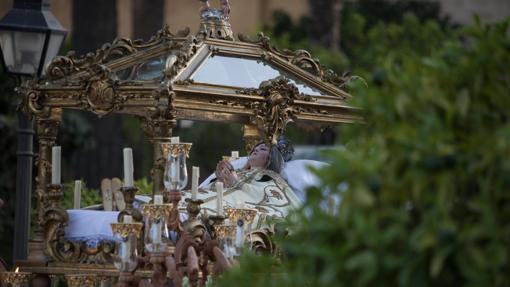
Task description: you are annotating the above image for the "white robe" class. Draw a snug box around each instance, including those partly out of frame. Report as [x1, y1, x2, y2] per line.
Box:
[182, 168, 301, 229]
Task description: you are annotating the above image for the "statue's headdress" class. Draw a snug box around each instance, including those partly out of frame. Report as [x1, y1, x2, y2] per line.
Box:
[276, 136, 294, 162]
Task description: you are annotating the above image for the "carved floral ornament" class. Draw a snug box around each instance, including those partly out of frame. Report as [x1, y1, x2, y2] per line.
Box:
[238, 76, 315, 144]
[45, 25, 190, 81]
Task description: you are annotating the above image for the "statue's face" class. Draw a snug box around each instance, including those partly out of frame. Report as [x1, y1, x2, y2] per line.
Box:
[249, 143, 269, 169]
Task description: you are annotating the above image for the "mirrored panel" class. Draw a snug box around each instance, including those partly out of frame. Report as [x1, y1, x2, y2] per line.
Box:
[112, 55, 173, 81]
[135, 56, 167, 81]
[190, 55, 324, 96]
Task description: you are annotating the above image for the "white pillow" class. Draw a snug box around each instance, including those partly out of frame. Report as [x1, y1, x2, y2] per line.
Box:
[282, 160, 329, 202]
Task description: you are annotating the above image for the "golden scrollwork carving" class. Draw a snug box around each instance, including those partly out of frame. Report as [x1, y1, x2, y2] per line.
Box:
[43, 184, 82, 263]
[36, 118, 60, 142]
[165, 36, 202, 79]
[214, 224, 236, 239]
[160, 142, 193, 158]
[46, 25, 189, 80]
[17, 82, 50, 119]
[81, 64, 133, 117]
[35, 119, 60, 227]
[85, 66, 116, 111]
[65, 274, 98, 287]
[238, 76, 312, 144]
[140, 117, 176, 141]
[247, 228, 275, 255]
[110, 223, 144, 238]
[225, 207, 258, 224]
[238, 32, 352, 93]
[1, 271, 33, 285]
[140, 86, 177, 139]
[173, 79, 195, 86]
[142, 203, 173, 220]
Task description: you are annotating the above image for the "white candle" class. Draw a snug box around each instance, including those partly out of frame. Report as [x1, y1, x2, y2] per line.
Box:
[123, 148, 134, 187]
[154, 195, 163, 205]
[191, 166, 199, 200]
[120, 241, 130, 262]
[231, 151, 239, 158]
[123, 215, 133, 224]
[170, 137, 180, 144]
[121, 215, 133, 262]
[73, 180, 82, 209]
[235, 222, 244, 248]
[216, 182, 224, 216]
[170, 158, 180, 188]
[151, 221, 162, 244]
[51, 146, 61, 184]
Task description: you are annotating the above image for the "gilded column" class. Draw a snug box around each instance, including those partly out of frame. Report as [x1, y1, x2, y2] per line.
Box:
[28, 109, 61, 263]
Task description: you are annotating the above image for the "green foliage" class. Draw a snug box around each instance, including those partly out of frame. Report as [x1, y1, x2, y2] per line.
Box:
[217, 17, 510, 287]
[61, 181, 102, 209]
[175, 122, 245, 176]
[134, 177, 153, 195]
[342, 0, 451, 31]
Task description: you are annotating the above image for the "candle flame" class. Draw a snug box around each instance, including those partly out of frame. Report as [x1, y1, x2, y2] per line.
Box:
[14, 267, 19, 273]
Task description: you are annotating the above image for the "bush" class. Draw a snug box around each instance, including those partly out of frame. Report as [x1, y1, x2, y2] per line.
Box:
[216, 18, 510, 287]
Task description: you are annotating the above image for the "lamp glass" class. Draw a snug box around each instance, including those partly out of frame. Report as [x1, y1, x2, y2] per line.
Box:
[113, 233, 139, 273]
[144, 216, 169, 253]
[0, 29, 45, 75]
[42, 32, 64, 75]
[164, 153, 188, 191]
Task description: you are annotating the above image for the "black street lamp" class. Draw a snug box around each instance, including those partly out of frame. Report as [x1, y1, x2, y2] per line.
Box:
[0, 0, 67, 77]
[0, 0, 67, 263]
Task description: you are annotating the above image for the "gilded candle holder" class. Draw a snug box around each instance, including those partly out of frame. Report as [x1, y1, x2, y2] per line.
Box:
[142, 203, 173, 253]
[207, 215, 226, 239]
[225, 208, 258, 224]
[142, 203, 173, 220]
[160, 142, 193, 158]
[110, 222, 144, 238]
[65, 274, 97, 287]
[208, 215, 226, 226]
[185, 198, 204, 220]
[118, 186, 143, 222]
[46, 183, 64, 208]
[215, 224, 236, 240]
[161, 142, 192, 195]
[111, 222, 144, 273]
[1, 270, 33, 286]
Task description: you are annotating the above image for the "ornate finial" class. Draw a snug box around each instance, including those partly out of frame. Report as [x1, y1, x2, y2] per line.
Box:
[197, 0, 233, 41]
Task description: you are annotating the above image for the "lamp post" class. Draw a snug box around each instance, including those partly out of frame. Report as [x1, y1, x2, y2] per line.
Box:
[0, 0, 67, 262]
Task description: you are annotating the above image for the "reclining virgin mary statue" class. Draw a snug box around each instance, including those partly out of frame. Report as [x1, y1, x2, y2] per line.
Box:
[193, 137, 303, 228]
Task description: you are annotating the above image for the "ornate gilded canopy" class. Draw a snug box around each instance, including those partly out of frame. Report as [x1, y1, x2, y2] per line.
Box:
[19, 24, 359, 146]
[16, 1, 361, 273]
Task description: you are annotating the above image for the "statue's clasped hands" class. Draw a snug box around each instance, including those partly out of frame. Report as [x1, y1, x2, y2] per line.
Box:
[215, 160, 238, 188]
